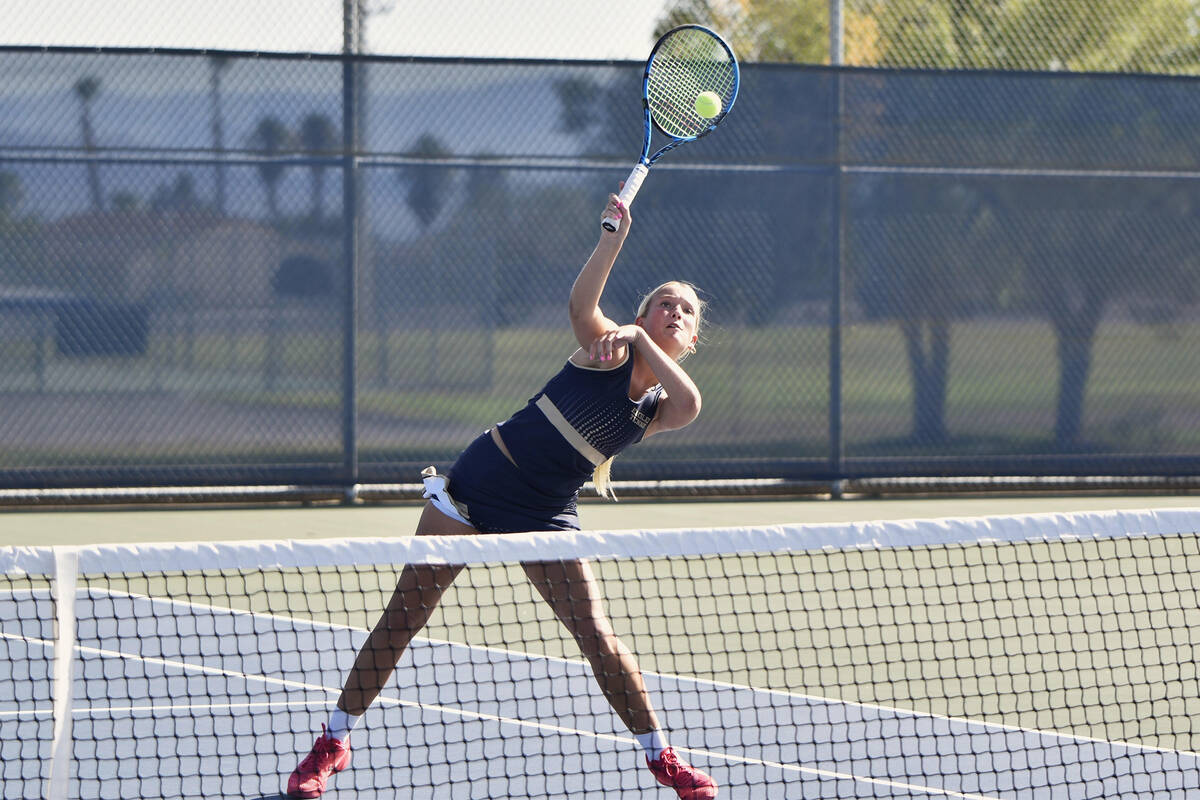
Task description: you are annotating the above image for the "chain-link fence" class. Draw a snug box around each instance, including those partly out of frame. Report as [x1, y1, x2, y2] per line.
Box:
[3, 2, 1200, 498]
[2, 46, 1199, 498]
[7, 1, 1200, 74]
[691, 0, 1200, 75]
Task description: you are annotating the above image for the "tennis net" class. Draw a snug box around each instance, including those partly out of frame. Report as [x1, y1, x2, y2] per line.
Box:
[3, 508, 1199, 799]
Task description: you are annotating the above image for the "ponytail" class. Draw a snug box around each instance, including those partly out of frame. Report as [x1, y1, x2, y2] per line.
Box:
[592, 456, 617, 501]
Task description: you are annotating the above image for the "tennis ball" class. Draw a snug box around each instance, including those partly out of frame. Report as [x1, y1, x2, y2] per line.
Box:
[695, 91, 722, 119]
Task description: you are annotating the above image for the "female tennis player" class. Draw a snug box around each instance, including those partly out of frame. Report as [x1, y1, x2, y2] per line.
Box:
[287, 190, 716, 799]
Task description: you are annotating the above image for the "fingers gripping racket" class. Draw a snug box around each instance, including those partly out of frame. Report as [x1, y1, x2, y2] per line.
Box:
[601, 25, 740, 232]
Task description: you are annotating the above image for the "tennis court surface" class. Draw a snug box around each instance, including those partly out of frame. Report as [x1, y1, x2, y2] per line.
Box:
[4, 507, 1200, 798]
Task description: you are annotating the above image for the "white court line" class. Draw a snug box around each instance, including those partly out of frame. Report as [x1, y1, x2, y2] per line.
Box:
[2, 698, 336, 719]
[0, 705, 51, 719]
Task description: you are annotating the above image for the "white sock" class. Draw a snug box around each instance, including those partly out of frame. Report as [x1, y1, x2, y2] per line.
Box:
[327, 708, 361, 743]
[635, 730, 668, 762]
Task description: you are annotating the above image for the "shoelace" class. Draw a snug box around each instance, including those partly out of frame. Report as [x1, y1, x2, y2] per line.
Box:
[656, 750, 681, 777]
[299, 727, 339, 771]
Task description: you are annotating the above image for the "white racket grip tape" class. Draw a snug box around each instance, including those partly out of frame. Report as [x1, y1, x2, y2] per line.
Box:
[601, 163, 650, 231]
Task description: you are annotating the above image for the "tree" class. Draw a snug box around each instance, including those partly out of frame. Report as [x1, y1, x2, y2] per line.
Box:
[74, 76, 104, 211]
[657, 0, 828, 63]
[400, 133, 453, 229]
[658, 0, 1200, 69]
[110, 191, 142, 212]
[0, 170, 44, 286]
[0, 171, 23, 218]
[658, 0, 1200, 449]
[247, 116, 293, 223]
[851, 1, 1200, 446]
[995, 175, 1200, 447]
[150, 172, 203, 213]
[208, 55, 232, 215]
[854, 0, 1200, 72]
[655, 0, 881, 63]
[853, 178, 1011, 445]
[299, 112, 339, 224]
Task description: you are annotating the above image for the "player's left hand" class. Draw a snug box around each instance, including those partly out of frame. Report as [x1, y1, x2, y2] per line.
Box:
[589, 324, 641, 363]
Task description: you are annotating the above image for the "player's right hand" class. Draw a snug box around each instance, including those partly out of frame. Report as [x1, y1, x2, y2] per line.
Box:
[601, 193, 631, 237]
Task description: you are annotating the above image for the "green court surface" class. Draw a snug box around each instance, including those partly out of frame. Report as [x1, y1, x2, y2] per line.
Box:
[2, 493, 1199, 548]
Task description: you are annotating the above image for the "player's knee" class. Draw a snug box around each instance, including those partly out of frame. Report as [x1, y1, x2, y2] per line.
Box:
[575, 625, 622, 659]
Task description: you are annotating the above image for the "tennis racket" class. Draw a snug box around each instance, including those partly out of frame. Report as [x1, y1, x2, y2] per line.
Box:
[601, 24, 740, 232]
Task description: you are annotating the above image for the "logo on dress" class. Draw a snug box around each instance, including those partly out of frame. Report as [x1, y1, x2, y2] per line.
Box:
[631, 408, 653, 429]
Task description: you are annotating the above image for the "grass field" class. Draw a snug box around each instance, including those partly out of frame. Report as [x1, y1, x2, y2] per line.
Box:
[2, 318, 1200, 466]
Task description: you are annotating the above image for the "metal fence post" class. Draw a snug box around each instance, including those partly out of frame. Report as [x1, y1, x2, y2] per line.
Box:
[341, 2, 361, 502]
[829, 0, 846, 494]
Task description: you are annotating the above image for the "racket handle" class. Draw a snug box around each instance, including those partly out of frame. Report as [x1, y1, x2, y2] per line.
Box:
[601, 163, 650, 232]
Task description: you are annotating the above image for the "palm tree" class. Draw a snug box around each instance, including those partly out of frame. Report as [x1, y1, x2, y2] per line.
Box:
[298, 112, 338, 223]
[247, 116, 292, 223]
[402, 133, 451, 229]
[0, 170, 41, 288]
[0, 171, 23, 218]
[74, 76, 103, 211]
[208, 55, 232, 215]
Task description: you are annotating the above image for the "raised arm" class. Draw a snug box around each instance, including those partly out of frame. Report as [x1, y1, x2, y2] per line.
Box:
[568, 194, 629, 350]
[587, 321, 702, 436]
[630, 327, 702, 436]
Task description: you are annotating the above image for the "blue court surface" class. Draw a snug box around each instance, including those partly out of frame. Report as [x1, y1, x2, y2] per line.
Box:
[2, 586, 1197, 799]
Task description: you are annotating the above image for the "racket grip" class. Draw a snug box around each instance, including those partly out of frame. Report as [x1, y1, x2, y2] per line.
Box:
[601, 163, 650, 232]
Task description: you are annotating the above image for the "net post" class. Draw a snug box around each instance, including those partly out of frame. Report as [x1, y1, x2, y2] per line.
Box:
[46, 546, 79, 800]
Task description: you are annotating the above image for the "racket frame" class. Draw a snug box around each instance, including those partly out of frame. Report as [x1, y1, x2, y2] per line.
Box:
[601, 24, 739, 231]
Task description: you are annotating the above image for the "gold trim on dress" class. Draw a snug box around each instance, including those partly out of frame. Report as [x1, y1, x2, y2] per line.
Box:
[489, 426, 519, 468]
[534, 394, 606, 467]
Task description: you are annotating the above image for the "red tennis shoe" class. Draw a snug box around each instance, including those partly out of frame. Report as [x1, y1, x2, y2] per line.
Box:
[647, 748, 718, 799]
[287, 726, 351, 798]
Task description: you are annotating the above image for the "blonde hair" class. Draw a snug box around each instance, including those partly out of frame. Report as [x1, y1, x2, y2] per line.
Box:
[591, 281, 706, 500]
[592, 456, 616, 500]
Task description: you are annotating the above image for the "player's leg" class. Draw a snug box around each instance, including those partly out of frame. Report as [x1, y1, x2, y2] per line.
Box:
[287, 502, 472, 798]
[522, 558, 717, 799]
[339, 562, 464, 712]
[522, 558, 657, 731]
[343, 500, 475, 710]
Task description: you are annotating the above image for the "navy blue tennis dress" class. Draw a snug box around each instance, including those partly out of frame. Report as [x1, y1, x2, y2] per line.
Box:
[445, 351, 664, 533]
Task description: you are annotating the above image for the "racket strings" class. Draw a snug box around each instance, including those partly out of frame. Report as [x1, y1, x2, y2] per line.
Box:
[648, 30, 737, 139]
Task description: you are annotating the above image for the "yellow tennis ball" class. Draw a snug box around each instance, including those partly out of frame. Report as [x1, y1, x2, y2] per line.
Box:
[695, 91, 722, 119]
